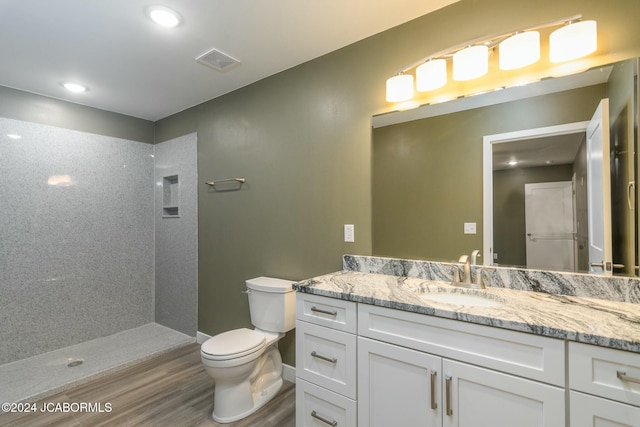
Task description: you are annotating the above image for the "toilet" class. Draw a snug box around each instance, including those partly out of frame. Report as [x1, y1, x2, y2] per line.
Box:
[200, 276, 296, 423]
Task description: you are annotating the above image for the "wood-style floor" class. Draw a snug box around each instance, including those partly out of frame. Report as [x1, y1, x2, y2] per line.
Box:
[0, 344, 295, 427]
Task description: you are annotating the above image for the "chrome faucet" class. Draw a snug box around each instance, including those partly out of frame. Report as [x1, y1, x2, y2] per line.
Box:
[452, 252, 486, 289]
[458, 255, 471, 285]
[473, 268, 486, 289]
[471, 250, 481, 266]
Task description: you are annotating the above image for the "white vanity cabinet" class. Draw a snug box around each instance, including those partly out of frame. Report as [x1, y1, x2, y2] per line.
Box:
[296, 293, 358, 426]
[358, 337, 441, 426]
[357, 304, 565, 427]
[569, 342, 640, 426]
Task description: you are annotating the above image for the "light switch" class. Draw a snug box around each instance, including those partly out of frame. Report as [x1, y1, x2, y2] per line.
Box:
[463, 222, 476, 234]
[344, 224, 355, 242]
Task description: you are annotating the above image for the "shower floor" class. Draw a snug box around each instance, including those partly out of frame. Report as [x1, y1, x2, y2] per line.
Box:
[0, 323, 194, 405]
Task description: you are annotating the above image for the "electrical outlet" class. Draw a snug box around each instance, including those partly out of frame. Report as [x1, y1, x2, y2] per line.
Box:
[344, 224, 355, 242]
[463, 222, 476, 234]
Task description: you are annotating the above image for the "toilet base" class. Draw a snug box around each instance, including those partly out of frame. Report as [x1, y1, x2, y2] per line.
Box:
[212, 377, 283, 423]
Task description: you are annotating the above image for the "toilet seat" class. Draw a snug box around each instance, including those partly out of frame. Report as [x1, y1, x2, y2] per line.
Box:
[201, 328, 266, 361]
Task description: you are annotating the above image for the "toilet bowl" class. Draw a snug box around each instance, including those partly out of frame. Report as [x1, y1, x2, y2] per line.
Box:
[200, 277, 296, 423]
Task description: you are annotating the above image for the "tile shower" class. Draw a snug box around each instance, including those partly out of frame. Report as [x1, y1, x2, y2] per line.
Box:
[0, 117, 197, 403]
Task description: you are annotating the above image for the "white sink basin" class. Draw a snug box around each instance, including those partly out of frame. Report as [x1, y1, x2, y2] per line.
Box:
[420, 291, 503, 308]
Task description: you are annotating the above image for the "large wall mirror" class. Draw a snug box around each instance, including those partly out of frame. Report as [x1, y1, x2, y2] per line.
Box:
[372, 58, 639, 277]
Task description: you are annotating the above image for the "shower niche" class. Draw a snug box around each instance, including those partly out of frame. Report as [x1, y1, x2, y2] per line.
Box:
[162, 174, 180, 218]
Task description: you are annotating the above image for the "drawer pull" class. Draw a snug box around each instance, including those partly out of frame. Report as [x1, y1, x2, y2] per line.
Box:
[617, 371, 640, 384]
[445, 376, 453, 416]
[311, 410, 338, 426]
[311, 351, 338, 364]
[311, 306, 338, 316]
[430, 371, 438, 410]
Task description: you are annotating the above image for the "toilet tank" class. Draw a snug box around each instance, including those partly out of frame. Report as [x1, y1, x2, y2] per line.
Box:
[246, 277, 296, 333]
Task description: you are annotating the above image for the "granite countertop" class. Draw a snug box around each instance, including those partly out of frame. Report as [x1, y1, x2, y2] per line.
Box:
[294, 270, 640, 354]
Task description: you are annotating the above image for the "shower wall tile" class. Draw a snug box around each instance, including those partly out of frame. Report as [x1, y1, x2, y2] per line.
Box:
[0, 117, 155, 364]
[154, 133, 198, 336]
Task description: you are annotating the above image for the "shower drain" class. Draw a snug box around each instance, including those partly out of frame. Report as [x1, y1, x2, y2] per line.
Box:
[67, 360, 83, 367]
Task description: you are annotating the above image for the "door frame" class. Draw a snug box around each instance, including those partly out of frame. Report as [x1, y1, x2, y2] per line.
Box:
[482, 121, 590, 266]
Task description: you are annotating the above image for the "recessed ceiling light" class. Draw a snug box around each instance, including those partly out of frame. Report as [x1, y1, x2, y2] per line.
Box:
[7, 134, 22, 139]
[61, 82, 88, 93]
[146, 5, 181, 28]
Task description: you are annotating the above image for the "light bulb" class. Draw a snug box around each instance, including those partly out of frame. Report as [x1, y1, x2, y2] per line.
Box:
[453, 45, 488, 81]
[386, 74, 414, 102]
[416, 59, 447, 91]
[550, 20, 597, 63]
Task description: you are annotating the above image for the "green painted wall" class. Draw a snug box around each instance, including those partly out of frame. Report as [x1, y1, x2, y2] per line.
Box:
[493, 164, 574, 267]
[0, 85, 154, 143]
[156, 0, 640, 366]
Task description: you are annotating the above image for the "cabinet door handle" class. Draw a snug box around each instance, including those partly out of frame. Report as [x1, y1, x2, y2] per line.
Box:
[445, 376, 453, 416]
[311, 351, 338, 364]
[311, 410, 338, 426]
[430, 371, 438, 410]
[311, 306, 338, 316]
[617, 370, 640, 384]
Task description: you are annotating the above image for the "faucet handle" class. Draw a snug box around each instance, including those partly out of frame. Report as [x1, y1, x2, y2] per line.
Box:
[473, 268, 486, 289]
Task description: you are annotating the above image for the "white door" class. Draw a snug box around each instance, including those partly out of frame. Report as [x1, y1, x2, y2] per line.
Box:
[525, 181, 575, 271]
[587, 99, 613, 275]
[443, 359, 565, 427]
[358, 337, 441, 427]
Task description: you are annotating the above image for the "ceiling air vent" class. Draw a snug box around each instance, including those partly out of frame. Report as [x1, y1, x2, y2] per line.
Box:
[196, 48, 240, 72]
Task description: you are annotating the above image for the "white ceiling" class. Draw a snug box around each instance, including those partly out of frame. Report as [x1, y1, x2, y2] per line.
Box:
[493, 133, 585, 171]
[0, 0, 458, 121]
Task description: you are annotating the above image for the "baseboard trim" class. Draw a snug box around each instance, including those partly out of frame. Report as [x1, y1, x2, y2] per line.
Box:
[196, 331, 211, 344]
[282, 363, 296, 383]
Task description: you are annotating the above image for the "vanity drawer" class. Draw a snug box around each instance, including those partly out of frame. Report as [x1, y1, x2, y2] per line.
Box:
[296, 320, 357, 399]
[296, 293, 357, 333]
[358, 304, 565, 386]
[296, 379, 357, 427]
[570, 391, 640, 427]
[569, 342, 640, 407]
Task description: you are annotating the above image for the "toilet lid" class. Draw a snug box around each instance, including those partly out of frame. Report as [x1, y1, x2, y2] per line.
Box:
[201, 328, 266, 360]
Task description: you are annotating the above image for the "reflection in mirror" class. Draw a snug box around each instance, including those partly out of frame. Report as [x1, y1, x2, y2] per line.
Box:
[491, 128, 587, 272]
[372, 59, 639, 276]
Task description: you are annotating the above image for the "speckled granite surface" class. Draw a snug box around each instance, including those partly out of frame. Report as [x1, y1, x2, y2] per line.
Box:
[294, 257, 640, 353]
[343, 255, 640, 304]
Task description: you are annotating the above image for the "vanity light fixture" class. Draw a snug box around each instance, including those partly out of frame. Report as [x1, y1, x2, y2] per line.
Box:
[386, 73, 414, 102]
[385, 15, 597, 104]
[549, 20, 597, 63]
[146, 5, 182, 28]
[507, 160, 519, 166]
[453, 45, 489, 81]
[61, 82, 88, 93]
[499, 31, 540, 70]
[416, 59, 447, 91]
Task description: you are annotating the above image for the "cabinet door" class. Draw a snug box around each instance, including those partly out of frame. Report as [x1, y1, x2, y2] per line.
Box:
[570, 391, 640, 427]
[443, 360, 564, 427]
[358, 337, 441, 427]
